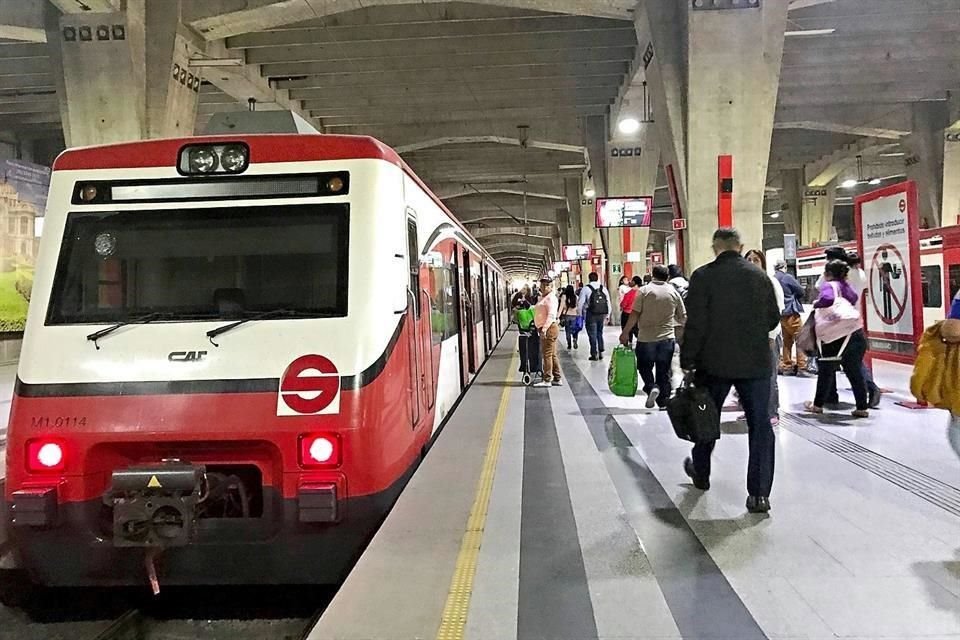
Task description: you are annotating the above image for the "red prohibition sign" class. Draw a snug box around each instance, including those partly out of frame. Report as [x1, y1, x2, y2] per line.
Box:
[870, 244, 908, 325]
[280, 355, 340, 414]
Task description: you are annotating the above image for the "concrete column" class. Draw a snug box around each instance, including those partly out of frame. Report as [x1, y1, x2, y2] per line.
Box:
[903, 102, 949, 228]
[943, 127, 960, 227]
[564, 177, 582, 244]
[779, 168, 803, 237]
[800, 179, 837, 247]
[639, 0, 789, 269]
[45, 1, 201, 147]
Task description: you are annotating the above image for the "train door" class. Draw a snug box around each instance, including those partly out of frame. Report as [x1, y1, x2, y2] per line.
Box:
[405, 215, 422, 427]
[452, 247, 467, 389]
[462, 250, 477, 374]
[480, 263, 491, 355]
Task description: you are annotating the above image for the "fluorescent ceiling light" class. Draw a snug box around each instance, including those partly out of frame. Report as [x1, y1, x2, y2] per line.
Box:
[784, 28, 836, 37]
[584, 187, 596, 198]
[618, 118, 641, 135]
[188, 57, 244, 67]
[841, 179, 858, 189]
[868, 177, 882, 185]
[770, 212, 780, 219]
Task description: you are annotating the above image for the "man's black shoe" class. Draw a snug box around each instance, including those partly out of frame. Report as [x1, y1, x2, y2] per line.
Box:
[746, 496, 771, 513]
[683, 457, 710, 491]
[589, 356, 598, 361]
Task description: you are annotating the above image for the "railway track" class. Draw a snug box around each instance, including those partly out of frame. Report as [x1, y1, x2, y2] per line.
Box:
[88, 605, 325, 640]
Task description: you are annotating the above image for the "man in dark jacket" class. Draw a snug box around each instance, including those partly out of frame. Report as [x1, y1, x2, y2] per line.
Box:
[773, 260, 809, 375]
[680, 228, 781, 514]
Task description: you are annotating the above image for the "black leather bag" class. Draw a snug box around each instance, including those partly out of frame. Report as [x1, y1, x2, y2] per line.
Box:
[666, 378, 721, 443]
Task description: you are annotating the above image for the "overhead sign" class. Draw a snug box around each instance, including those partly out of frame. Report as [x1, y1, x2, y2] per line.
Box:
[552, 260, 572, 273]
[671, 218, 687, 231]
[855, 181, 922, 363]
[649, 252, 664, 265]
[595, 196, 653, 228]
[562, 244, 593, 261]
[625, 251, 642, 263]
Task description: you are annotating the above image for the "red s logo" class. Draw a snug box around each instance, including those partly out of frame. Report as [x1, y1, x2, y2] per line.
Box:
[279, 355, 340, 415]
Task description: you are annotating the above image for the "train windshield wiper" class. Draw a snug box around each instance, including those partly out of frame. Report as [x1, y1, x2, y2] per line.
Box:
[206, 309, 321, 346]
[86, 312, 169, 350]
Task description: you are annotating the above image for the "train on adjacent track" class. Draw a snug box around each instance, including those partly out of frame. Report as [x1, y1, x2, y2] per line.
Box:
[3, 133, 508, 587]
[795, 225, 960, 328]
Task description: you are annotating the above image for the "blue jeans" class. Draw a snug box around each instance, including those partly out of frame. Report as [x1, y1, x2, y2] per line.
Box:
[585, 314, 606, 357]
[636, 339, 675, 407]
[692, 375, 775, 497]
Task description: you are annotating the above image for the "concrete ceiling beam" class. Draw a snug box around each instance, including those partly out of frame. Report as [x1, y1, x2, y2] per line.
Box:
[782, 46, 958, 69]
[227, 15, 630, 48]
[473, 225, 557, 238]
[261, 46, 635, 77]
[774, 121, 908, 140]
[303, 92, 613, 114]
[287, 76, 623, 101]
[244, 30, 636, 64]
[186, 1, 634, 41]
[778, 86, 955, 108]
[0, 74, 53, 91]
[275, 61, 628, 89]
[198, 38, 320, 129]
[0, 56, 48, 76]
[315, 104, 609, 128]
[780, 65, 959, 89]
[49, 0, 121, 12]
[804, 138, 900, 187]
[443, 188, 565, 201]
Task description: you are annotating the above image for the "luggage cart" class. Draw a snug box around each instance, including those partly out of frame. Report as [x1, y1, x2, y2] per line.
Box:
[517, 327, 543, 386]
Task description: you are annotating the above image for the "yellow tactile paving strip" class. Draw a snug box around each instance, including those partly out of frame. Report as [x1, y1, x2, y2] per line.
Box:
[435, 352, 517, 640]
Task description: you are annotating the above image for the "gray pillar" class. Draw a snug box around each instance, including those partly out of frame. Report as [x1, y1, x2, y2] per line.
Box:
[903, 102, 949, 228]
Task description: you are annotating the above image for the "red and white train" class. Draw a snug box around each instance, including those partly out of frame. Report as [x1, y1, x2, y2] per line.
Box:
[3, 134, 508, 587]
[795, 225, 960, 327]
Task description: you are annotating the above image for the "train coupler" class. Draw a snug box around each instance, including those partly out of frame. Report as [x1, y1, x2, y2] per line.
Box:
[105, 459, 206, 548]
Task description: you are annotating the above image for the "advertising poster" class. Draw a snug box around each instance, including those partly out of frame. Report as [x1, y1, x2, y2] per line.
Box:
[0, 160, 49, 333]
[855, 181, 922, 362]
[562, 244, 593, 261]
[595, 196, 653, 228]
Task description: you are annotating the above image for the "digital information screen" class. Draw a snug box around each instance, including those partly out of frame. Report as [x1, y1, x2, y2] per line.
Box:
[595, 196, 653, 228]
[562, 244, 593, 261]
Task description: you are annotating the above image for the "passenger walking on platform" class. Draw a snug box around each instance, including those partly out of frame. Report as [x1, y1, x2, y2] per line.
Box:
[679, 228, 781, 514]
[745, 250, 784, 425]
[804, 260, 870, 418]
[619, 276, 642, 346]
[618, 276, 631, 310]
[620, 266, 686, 410]
[560, 284, 582, 349]
[667, 264, 689, 299]
[817, 250, 880, 408]
[578, 272, 611, 361]
[534, 278, 562, 387]
[774, 260, 809, 376]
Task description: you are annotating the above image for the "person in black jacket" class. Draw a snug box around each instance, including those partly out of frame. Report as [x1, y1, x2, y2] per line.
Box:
[680, 228, 781, 514]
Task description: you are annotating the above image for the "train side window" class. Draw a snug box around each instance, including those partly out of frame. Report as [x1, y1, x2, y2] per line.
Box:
[406, 218, 420, 319]
[920, 265, 942, 309]
[949, 265, 960, 302]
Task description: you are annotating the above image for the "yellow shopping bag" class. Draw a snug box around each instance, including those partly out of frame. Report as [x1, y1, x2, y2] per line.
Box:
[911, 323, 960, 414]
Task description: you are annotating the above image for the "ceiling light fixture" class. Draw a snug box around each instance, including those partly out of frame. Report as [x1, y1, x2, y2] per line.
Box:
[584, 187, 596, 198]
[868, 177, 882, 185]
[841, 179, 858, 189]
[618, 118, 641, 135]
[784, 28, 836, 37]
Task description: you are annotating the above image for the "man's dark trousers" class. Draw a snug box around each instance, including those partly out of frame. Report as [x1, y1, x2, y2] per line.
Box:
[691, 375, 775, 497]
[636, 338, 675, 408]
[585, 314, 606, 357]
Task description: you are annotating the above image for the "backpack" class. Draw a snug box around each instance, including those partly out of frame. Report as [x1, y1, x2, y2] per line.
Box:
[587, 286, 609, 315]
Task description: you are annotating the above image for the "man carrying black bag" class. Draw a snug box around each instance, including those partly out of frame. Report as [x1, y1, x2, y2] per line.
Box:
[678, 228, 781, 514]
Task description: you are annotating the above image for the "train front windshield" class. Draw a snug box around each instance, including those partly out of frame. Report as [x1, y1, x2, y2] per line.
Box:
[47, 204, 349, 324]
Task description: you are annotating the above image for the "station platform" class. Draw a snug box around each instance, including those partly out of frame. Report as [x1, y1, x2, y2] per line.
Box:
[309, 327, 960, 640]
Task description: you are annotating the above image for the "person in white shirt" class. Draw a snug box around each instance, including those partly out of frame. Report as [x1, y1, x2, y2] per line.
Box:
[745, 250, 785, 425]
[534, 277, 562, 386]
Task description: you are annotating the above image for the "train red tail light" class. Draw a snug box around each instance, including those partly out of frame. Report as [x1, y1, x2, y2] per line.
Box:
[26, 439, 66, 472]
[299, 434, 341, 468]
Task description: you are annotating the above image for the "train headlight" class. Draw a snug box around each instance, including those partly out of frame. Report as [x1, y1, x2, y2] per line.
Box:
[27, 439, 66, 472]
[94, 232, 117, 257]
[299, 433, 341, 468]
[219, 144, 248, 173]
[187, 147, 219, 174]
[179, 143, 250, 175]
